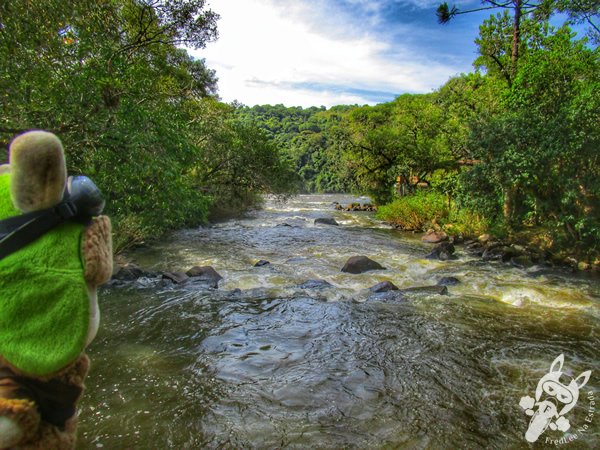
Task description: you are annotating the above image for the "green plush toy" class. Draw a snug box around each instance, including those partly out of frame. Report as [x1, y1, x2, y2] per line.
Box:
[0, 131, 113, 449]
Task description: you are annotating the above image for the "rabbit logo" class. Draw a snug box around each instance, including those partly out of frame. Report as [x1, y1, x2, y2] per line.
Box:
[519, 354, 592, 443]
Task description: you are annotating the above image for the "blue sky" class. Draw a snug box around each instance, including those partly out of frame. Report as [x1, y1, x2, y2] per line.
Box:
[190, 0, 508, 107]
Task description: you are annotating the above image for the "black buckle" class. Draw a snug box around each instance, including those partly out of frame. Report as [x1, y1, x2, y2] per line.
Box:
[55, 201, 78, 219]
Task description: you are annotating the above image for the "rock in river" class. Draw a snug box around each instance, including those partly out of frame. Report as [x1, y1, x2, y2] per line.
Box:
[341, 256, 386, 274]
[162, 271, 189, 284]
[400, 285, 449, 296]
[426, 242, 455, 261]
[185, 265, 223, 288]
[369, 281, 399, 293]
[421, 230, 448, 244]
[437, 276, 460, 286]
[298, 279, 333, 289]
[112, 263, 155, 281]
[314, 217, 339, 226]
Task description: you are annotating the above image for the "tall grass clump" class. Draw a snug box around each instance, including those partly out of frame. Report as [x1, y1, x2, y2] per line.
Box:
[377, 190, 489, 237]
[376, 191, 448, 231]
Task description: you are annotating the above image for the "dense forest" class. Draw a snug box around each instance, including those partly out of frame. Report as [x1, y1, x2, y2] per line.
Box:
[0, 0, 301, 251]
[1, 1, 599, 260]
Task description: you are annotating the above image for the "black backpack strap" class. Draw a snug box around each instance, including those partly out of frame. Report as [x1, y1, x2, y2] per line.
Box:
[0, 201, 78, 260]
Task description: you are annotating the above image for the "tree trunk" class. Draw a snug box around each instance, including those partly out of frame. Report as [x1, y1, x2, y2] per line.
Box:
[503, 185, 516, 224]
[511, 0, 522, 79]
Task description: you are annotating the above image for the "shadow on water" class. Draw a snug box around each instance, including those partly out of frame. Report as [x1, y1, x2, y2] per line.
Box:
[78, 195, 600, 449]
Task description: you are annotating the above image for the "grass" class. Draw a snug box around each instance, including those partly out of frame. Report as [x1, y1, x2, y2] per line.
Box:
[376, 190, 489, 238]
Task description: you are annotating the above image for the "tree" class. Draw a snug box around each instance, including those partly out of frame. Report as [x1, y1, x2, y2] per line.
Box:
[334, 94, 453, 204]
[437, 1, 599, 82]
[462, 27, 600, 253]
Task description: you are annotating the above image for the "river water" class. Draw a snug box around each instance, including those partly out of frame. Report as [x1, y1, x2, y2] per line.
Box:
[78, 195, 599, 449]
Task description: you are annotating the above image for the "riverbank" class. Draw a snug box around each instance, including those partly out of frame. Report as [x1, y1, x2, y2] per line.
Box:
[368, 193, 600, 275]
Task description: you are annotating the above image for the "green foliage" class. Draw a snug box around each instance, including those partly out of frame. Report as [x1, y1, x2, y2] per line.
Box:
[446, 208, 490, 238]
[463, 26, 600, 257]
[237, 104, 356, 194]
[376, 191, 449, 231]
[376, 190, 489, 237]
[0, 1, 298, 250]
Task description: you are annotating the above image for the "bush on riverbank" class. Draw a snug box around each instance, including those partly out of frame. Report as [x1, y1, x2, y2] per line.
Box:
[376, 191, 489, 238]
[376, 191, 448, 231]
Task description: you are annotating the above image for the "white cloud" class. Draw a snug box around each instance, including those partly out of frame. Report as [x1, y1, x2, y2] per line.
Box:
[192, 0, 464, 107]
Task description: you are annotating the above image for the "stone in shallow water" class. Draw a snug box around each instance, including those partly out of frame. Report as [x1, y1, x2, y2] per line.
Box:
[185, 266, 223, 288]
[112, 263, 156, 281]
[369, 281, 399, 293]
[400, 285, 449, 296]
[437, 276, 460, 286]
[341, 256, 385, 274]
[426, 242, 456, 261]
[162, 271, 189, 284]
[298, 279, 333, 289]
[367, 290, 406, 302]
[254, 260, 271, 267]
[314, 217, 339, 226]
[421, 230, 448, 243]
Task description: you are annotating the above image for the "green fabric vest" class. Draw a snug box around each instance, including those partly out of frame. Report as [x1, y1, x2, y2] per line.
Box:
[0, 174, 89, 376]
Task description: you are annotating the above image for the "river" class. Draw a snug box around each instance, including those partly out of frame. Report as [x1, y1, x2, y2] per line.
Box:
[78, 194, 599, 449]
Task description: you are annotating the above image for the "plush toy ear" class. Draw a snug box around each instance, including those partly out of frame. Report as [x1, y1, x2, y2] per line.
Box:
[9, 131, 66, 212]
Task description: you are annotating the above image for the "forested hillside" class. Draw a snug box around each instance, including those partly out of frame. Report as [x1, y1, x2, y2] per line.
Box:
[0, 1, 300, 250]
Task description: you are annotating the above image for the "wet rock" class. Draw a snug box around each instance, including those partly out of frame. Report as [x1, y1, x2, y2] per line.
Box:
[276, 223, 293, 227]
[426, 242, 456, 261]
[368, 290, 406, 302]
[510, 256, 534, 269]
[437, 276, 460, 286]
[400, 285, 449, 296]
[254, 260, 271, 267]
[298, 279, 333, 289]
[369, 281, 399, 293]
[227, 288, 242, 297]
[341, 256, 386, 274]
[186, 265, 223, 288]
[314, 217, 339, 226]
[162, 271, 189, 284]
[421, 230, 448, 244]
[481, 246, 509, 262]
[450, 235, 465, 245]
[478, 233, 492, 244]
[112, 263, 155, 281]
[564, 257, 578, 268]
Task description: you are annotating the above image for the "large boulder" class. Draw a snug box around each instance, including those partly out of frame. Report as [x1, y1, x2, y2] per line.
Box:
[186, 265, 223, 288]
[314, 217, 339, 226]
[341, 256, 385, 274]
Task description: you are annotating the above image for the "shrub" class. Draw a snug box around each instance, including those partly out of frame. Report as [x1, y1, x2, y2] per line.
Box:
[376, 191, 449, 231]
